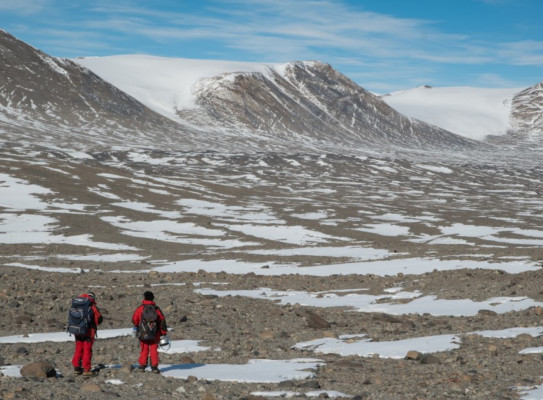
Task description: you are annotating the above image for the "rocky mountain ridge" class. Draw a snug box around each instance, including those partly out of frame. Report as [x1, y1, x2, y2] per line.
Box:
[174, 60, 478, 151]
[1, 30, 476, 153]
[0, 30, 193, 150]
[510, 82, 543, 136]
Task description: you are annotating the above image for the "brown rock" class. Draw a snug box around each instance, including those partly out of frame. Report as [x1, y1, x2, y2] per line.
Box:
[373, 313, 402, 323]
[15, 314, 33, 325]
[420, 354, 441, 364]
[81, 382, 102, 392]
[488, 344, 498, 355]
[516, 333, 534, 341]
[405, 350, 423, 361]
[478, 309, 498, 317]
[307, 311, 331, 329]
[20, 360, 56, 378]
[259, 331, 275, 339]
[119, 364, 134, 373]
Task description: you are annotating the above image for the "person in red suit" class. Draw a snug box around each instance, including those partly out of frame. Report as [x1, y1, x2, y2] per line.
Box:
[71, 292, 103, 377]
[132, 291, 168, 373]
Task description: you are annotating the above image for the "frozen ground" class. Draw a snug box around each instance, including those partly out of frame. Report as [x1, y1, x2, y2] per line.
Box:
[1, 145, 543, 399]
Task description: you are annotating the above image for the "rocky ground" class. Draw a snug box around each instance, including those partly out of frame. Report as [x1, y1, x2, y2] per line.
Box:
[1, 264, 543, 400]
[1, 147, 543, 399]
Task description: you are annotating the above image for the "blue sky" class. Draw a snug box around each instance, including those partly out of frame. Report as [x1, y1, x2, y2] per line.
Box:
[1, 0, 542, 93]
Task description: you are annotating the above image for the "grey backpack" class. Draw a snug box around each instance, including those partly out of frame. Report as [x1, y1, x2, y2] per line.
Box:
[138, 304, 158, 341]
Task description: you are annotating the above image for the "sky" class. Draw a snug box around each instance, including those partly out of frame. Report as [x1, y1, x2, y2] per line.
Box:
[0, 0, 542, 93]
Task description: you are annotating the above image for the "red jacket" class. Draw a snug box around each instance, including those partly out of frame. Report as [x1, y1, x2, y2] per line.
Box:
[78, 293, 103, 338]
[132, 300, 168, 339]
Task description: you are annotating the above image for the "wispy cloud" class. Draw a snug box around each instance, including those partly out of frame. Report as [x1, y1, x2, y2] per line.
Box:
[78, 0, 535, 69]
[2, 0, 542, 90]
[0, 0, 51, 14]
[498, 40, 543, 65]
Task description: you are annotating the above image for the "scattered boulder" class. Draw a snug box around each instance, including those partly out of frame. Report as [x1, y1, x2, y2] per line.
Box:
[405, 350, 423, 361]
[20, 360, 56, 378]
[299, 380, 320, 389]
[118, 364, 134, 373]
[15, 347, 28, 356]
[405, 351, 440, 364]
[180, 355, 195, 364]
[516, 333, 534, 342]
[478, 309, 498, 317]
[81, 382, 102, 393]
[259, 331, 275, 339]
[488, 344, 499, 355]
[3, 388, 27, 399]
[307, 311, 331, 329]
[372, 313, 402, 323]
[15, 314, 33, 324]
[420, 354, 441, 365]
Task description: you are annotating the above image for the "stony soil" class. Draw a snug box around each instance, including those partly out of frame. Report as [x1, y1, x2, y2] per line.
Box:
[1, 265, 543, 400]
[1, 148, 543, 399]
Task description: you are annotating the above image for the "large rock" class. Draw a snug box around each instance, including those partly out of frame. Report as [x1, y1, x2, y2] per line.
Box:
[306, 311, 331, 329]
[81, 382, 102, 393]
[20, 360, 56, 378]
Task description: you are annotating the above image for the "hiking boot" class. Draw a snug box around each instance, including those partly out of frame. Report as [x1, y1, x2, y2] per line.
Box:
[82, 370, 97, 377]
[135, 365, 146, 372]
[151, 366, 160, 374]
[74, 367, 83, 375]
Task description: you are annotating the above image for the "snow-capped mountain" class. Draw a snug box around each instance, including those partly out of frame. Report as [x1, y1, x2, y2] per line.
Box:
[382, 84, 543, 144]
[0, 30, 481, 153]
[0, 30, 194, 150]
[75, 55, 476, 151]
[381, 86, 521, 140]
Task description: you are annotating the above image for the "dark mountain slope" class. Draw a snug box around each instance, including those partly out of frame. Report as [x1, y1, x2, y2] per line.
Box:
[179, 61, 478, 151]
[2, 30, 478, 153]
[0, 30, 193, 150]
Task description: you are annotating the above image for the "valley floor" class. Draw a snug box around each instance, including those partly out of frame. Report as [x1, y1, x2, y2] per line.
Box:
[1, 146, 543, 399]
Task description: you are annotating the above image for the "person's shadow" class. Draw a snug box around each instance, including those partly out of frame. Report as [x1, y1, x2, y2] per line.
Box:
[158, 363, 205, 373]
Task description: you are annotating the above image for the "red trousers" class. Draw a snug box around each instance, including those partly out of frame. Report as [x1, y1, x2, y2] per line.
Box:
[72, 336, 94, 371]
[138, 340, 159, 367]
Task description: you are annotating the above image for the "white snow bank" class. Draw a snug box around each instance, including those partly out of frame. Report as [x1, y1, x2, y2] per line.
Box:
[159, 358, 323, 382]
[0, 328, 133, 343]
[195, 287, 543, 317]
[294, 334, 461, 358]
[158, 257, 538, 277]
[74, 55, 281, 120]
[383, 86, 522, 140]
[294, 326, 543, 359]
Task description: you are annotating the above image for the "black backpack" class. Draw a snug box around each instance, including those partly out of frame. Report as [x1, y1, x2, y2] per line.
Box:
[138, 304, 158, 341]
[67, 296, 94, 336]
